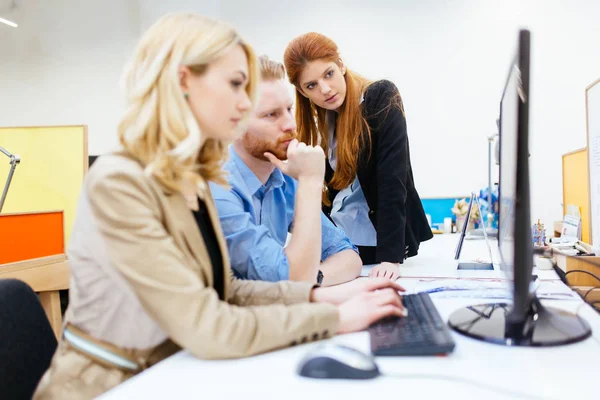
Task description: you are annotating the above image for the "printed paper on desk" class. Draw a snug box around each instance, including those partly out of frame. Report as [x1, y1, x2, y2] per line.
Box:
[413, 279, 511, 300]
[406, 278, 580, 301]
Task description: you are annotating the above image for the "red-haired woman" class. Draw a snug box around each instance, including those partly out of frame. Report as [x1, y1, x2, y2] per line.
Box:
[284, 32, 432, 281]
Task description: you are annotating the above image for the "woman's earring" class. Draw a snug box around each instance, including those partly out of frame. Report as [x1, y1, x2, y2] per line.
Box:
[184, 92, 189, 100]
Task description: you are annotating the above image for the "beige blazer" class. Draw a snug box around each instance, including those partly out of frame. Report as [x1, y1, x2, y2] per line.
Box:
[34, 153, 338, 399]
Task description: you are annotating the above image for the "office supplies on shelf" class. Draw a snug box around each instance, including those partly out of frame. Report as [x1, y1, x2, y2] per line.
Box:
[560, 207, 582, 243]
[532, 219, 547, 247]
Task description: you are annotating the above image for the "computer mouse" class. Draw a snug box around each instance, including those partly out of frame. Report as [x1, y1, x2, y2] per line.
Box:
[297, 343, 380, 380]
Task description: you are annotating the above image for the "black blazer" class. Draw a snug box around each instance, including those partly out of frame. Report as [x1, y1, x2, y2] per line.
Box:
[323, 80, 433, 264]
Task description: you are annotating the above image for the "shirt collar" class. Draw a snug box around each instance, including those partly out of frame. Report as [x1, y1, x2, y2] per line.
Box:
[265, 166, 285, 189]
[228, 147, 285, 196]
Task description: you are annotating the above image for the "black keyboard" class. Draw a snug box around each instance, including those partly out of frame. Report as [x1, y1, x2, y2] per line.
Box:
[369, 292, 456, 356]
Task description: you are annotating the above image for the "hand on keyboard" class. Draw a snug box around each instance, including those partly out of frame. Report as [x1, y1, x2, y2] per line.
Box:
[336, 289, 407, 334]
[369, 292, 456, 356]
[311, 278, 405, 305]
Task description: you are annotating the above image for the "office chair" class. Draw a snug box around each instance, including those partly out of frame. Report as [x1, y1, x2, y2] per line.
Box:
[0, 279, 58, 400]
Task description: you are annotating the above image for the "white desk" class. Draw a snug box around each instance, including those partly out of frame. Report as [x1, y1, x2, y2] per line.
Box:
[99, 234, 600, 400]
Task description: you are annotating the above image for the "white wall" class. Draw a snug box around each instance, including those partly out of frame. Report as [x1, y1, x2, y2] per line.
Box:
[0, 0, 139, 154]
[1, 0, 599, 228]
[138, 0, 220, 32]
[0, 0, 220, 154]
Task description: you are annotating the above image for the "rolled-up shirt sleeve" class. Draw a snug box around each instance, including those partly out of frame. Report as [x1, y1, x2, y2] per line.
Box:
[320, 212, 359, 261]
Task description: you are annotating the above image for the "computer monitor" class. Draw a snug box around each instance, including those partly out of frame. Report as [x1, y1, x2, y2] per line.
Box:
[454, 192, 475, 260]
[448, 29, 591, 346]
[454, 192, 494, 270]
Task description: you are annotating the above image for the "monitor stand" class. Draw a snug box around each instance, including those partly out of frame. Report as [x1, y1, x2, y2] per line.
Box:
[447, 296, 592, 346]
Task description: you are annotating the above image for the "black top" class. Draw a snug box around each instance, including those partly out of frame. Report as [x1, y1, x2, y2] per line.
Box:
[323, 80, 433, 264]
[191, 198, 225, 300]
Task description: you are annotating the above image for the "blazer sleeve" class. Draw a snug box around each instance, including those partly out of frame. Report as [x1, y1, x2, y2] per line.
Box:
[228, 278, 318, 306]
[369, 80, 409, 263]
[86, 167, 339, 360]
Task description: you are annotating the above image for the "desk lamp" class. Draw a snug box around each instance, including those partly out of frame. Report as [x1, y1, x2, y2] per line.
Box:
[0, 146, 20, 213]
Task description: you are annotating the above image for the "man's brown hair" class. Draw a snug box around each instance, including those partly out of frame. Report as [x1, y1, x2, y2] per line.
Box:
[258, 55, 285, 81]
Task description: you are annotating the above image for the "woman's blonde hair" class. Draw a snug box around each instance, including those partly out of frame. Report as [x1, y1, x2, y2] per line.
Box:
[118, 13, 259, 192]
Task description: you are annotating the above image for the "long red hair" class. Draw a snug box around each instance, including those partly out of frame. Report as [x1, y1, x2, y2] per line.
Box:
[284, 32, 372, 204]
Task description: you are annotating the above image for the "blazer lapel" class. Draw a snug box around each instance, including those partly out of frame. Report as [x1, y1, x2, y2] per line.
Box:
[149, 176, 231, 298]
[159, 184, 214, 289]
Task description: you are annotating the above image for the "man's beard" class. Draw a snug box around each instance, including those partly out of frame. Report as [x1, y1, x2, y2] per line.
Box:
[243, 133, 296, 162]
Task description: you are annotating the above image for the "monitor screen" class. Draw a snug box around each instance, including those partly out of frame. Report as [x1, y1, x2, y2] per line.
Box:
[498, 61, 520, 280]
[498, 29, 533, 323]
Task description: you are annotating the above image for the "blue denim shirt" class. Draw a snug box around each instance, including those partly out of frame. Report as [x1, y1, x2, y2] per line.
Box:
[209, 147, 358, 282]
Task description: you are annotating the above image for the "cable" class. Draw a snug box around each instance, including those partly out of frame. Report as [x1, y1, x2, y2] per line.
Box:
[382, 372, 554, 400]
[542, 255, 600, 309]
[582, 286, 600, 302]
[564, 269, 600, 284]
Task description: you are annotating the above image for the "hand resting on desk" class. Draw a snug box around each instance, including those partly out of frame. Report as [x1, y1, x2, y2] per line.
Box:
[368, 262, 401, 280]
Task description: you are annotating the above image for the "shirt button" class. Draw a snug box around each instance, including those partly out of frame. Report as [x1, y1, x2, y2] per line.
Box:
[290, 340, 297, 346]
[369, 210, 374, 215]
[312, 333, 319, 341]
[322, 330, 329, 338]
[300, 336, 308, 344]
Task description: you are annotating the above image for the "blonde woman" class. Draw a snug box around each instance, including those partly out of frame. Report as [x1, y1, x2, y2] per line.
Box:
[33, 14, 406, 399]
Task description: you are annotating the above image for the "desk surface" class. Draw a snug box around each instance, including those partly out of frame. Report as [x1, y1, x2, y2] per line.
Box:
[100, 235, 600, 400]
